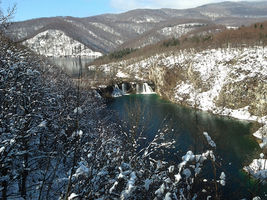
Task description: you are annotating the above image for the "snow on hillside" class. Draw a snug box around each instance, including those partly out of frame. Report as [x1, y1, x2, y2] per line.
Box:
[160, 47, 267, 122]
[93, 46, 267, 180]
[158, 23, 204, 37]
[104, 46, 267, 123]
[130, 15, 162, 23]
[200, 12, 225, 20]
[23, 30, 103, 57]
[90, 22, 121, 37]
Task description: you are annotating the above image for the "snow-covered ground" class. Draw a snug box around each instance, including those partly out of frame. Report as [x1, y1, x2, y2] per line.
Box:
[244, 153, 267, 180]
[23, 29, 103, 57]
[115, 46, 266, 121]
[94, 46, 267, 180]
[158, 23, 204, 38]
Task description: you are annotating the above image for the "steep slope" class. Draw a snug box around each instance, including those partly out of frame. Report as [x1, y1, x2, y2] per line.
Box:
[196, 1, 267, 18]
[93, 46, 267, 121]
[5, 1, 267, 56]
[89, 19, 267, 155]
[23, 29, 102, 57]
[92, 46, 267, 176]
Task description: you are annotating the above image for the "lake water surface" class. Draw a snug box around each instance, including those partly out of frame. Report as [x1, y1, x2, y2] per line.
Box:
[50, 57, 94, 78]
[51, 57, 266, 199]
[107, 94, 266, 199]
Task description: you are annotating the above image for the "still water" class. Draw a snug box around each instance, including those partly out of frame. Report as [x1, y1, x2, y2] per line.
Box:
[50, 57, 94, 78]
[50, 57, 266, 198]
[50, 57, 111, 87]
[107, 94, 266, 199]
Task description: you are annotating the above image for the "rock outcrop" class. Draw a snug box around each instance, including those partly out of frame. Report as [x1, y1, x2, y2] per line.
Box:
[94, 45, 267, 180]
[93, 46, 267, 153]
[23, 30, 102, 57]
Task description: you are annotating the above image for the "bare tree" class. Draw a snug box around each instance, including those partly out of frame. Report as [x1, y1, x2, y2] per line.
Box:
[0, 0, 16, 29]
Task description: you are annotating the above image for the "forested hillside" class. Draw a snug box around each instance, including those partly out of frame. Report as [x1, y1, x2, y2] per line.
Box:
[5, 1, 267, 55]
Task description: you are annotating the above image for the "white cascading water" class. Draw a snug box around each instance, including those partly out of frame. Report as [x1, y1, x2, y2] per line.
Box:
[112, 84, 124, 97]
[112, 83, 154, 96]
[142, 83, 154, 94]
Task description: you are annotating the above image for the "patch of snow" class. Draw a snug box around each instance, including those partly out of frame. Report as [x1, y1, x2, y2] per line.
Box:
[38, 120, 47, 127]
[253, 124, 267, 149]
[219, 172, 226, 186]
[164, 192, 172, 200]
[74, 107, 83, 114]
[182, 151, 195, 162]
[175, 173, 182, 183]
[74, 161, 89, 177]
[68, 193, 78, 200]
[226, 26, 238, 30]
[144, 179, 152, 191]
[168, 165, 175, 173]
[0, 146, 5, 153]
[91, 22, 121, 37]
[159, 23, 204, 37]
[116, 71, 128, 78]
[200, 11, 225, 20]
[244, 158, 267, 180]
[203, 132, 216, 148]
[155, 183, 165, 197]
[121, 172, 137, 199]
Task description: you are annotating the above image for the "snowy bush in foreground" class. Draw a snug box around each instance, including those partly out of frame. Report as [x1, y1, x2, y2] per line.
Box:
[0, 35, 106, 199]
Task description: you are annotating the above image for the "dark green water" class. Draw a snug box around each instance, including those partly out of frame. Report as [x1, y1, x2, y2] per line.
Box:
[107, 94, 266, 199]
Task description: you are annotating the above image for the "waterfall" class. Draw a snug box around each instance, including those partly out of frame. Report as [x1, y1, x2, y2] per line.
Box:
[112, 84, 124, 97]
[142, 83, 154, 94]
[110, 82, 154, 96]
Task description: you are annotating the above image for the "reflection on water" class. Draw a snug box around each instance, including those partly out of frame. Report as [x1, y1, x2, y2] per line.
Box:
[50, 57, 112, 87]
[108, 94, 265, 199]
[50, 57, 94, 78]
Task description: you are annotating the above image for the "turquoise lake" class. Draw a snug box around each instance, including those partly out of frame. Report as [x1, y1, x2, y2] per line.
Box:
[107, 94, 266, 199]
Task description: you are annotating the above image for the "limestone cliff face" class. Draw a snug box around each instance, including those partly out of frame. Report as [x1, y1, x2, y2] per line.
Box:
[148, 47, 267, 122]
[216, 79, 267, 117]
[101, 46, 267, 123]
[23, 30, 103, 57]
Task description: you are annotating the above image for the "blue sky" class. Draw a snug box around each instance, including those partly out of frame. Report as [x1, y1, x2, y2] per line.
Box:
[1, 0, 114, 21]
[1, 0, 266, 22]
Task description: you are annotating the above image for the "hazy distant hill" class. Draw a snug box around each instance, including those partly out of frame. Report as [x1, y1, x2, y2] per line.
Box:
[5, 1, 267, 55]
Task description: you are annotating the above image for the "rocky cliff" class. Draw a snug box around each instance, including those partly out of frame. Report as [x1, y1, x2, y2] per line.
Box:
[23, 30, 102, 57]
[92, 46, 267, 147]
[148, 47, 267, 121]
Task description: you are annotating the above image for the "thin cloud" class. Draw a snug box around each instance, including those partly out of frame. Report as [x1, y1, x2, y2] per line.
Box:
[110, 0, 265, 11]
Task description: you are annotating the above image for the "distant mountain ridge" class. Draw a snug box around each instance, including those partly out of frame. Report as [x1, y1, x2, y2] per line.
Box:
[5, 1, 267, 56]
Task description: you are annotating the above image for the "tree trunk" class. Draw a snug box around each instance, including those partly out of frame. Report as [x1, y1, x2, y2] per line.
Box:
[1, 167, 8, 200]
[21, 152, 28, 199]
